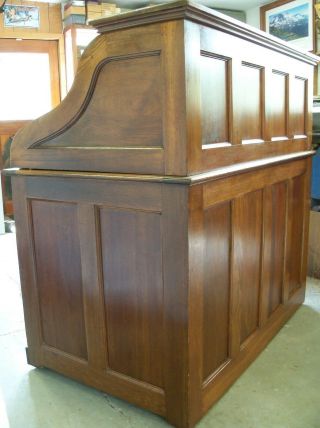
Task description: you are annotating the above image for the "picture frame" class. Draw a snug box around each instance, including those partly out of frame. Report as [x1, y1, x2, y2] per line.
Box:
[3, 4, 40, 28]
[260, 0, 315, 52]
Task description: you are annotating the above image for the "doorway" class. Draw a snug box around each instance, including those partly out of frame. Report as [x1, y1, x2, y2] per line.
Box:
[0, 38, 61, 217]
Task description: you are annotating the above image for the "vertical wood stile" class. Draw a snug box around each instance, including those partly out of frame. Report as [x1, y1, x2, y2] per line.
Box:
[283, 179, 292, 303]
[12, 177, 44, 367]
[260, 65, 266, 143]
[162, 184, 189, 428]
[260, 186, 272, 326]
[161, 20, 187, 176]
[300, 160, 312, 284]
[230, 58, 243, 146]
[188, 185, 204, 425]
[264, 67, 272, 142]
[184, 20, 202, 174]
[229, 199, 240, 357]
[78, 204, 108, 371]
[287, 74, 294, 140]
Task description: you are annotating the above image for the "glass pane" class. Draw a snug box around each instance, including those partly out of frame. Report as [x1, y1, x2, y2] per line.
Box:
[0, 52, 52, 120]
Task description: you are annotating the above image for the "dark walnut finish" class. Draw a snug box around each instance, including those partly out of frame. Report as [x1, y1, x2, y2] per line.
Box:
[8, 2, 316, 427]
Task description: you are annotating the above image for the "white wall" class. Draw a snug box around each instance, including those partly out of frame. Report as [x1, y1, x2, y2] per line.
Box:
[245, 5, 261, 29]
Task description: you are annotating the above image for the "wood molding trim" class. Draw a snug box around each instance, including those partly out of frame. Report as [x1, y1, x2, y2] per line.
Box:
[4, 150, 315, 184]
[92, 0, 318, 66]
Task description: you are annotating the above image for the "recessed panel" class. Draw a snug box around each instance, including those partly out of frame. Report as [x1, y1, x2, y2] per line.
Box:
[240, 63, 263, 141]
[31, 200, 88, 359]
[100, 208, 164, 387]
[200, 53, 230, 146]
[203, 202, 231, 380]
[268, 71, 288, 139]
[287, 175, 305, 294]
[234, 190, 263, 344]
[268, 182, 286, 315]
[291, 77, 306, 136]
[43, 54, 163, 148]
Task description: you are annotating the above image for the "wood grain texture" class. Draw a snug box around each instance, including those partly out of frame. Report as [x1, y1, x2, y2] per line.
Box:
[11, 154, 312, 428]
[260, 182, 287, 325]
[239, 63, 264, 141]
[203, 202, 231, 380]
[200, 53, 230, 146]
[10, 2, 316, 176]
[234, 190, 263, 345]
[9, 2, 315, 427]
[291, 77, 307, 137]
[78, 204, 108, 370]
[42, 53, 163, 149]
[100, 207, 164, 387]
[268, 182, 287, 315]
[31, 199, 88, 360]
[11, 177, 44, 367]
[187, 185, 204, 425]
[161, 184, 189, 427]
[308, 211, 320, 278]
[266, 70, 288, 140]
[286, 175, 305, 296]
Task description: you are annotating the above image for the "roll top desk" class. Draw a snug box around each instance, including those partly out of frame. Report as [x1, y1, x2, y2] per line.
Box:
[8, 2, 317, 427]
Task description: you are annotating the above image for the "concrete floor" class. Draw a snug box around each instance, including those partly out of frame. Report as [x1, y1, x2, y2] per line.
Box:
[0, 232, 319, 428]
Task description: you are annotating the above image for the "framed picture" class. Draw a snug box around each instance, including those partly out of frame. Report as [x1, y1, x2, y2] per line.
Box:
[3, 4, 40, 28]
[260, 0, 315, 52]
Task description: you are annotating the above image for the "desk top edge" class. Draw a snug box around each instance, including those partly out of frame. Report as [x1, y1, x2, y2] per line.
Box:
[90, 0, 319, 66]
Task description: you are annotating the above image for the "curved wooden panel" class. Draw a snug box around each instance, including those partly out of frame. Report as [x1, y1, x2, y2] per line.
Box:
[10, 25, 168, 175]
[34, 52, 162, 149]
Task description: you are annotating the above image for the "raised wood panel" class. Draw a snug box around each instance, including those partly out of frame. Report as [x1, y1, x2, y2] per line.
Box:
[100, 207, 164, 388]
[291, 77, 307, 137]
[240, 63, 264, 142]
[200, 52, 230, 146]
[262, 182, 287, 317]
[203, 157, 306, 208]
[30, 199, 88, 360]
[268, 70, 288, 139]
[25, 176, 162, 212]
[8, 2, 315, 426]
[203, 202, 231, 380]
[41, 53, 163, 149]
[287, 175, 305, 295]
[234, 190, 263, 345]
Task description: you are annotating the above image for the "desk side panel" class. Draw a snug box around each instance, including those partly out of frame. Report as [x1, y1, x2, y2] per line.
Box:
[12, 176, 190, 419]
[11, 21, 187, 175]
[190, 157, 311, 417]
[185, 22, 314, 175]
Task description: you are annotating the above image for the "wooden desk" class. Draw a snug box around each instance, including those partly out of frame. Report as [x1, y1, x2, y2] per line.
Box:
[8, 2, 318, 427]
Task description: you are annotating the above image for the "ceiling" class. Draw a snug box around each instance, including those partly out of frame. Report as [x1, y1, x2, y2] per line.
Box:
[23, 0, 273, 11]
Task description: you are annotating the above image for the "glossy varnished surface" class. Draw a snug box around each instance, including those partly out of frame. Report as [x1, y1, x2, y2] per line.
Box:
[31, 200, 87, 360]
[202, 202, 231, 380]
[11, 155, 312, 427]
[100, 208, 163, 387]
[10, 2, 317, 175]
[9, 1, 315, 427]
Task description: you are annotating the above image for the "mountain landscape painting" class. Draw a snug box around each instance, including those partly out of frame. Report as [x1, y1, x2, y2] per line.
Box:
[268, 2, 309, 42]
